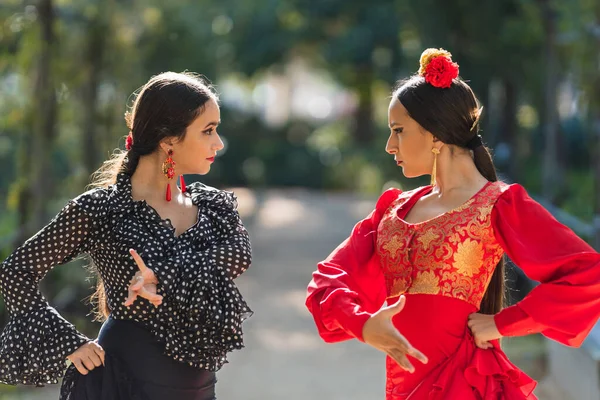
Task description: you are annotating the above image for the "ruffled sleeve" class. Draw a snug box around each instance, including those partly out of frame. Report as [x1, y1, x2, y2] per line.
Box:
[0, 190, 105, 386]
[305, 188, 401, 343]
[148, 183, 252, 371]
[492, 184, 600, 346]
[190, 182, 251, 280]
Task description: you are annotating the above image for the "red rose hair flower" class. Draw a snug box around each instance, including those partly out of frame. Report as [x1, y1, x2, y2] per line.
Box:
[125, 132, 133, 151]
[418, 48, 459, 89]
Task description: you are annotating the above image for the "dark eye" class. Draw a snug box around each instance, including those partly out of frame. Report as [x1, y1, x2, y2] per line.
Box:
[203, 128, 214, 135]
[394, 128, 403, 135]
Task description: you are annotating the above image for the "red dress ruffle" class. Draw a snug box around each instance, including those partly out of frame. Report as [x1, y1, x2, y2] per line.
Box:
[404, 338, 536, 400]
[384, 295, 537, 400]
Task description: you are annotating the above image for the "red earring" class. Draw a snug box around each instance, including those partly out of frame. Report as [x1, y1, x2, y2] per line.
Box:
[162, 149, 176, 201]
[179, 175, 186, 194]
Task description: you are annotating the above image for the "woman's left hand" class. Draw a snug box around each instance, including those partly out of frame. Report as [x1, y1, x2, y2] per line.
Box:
[123, 249, 163, 308]
[467, 313, 502, 350]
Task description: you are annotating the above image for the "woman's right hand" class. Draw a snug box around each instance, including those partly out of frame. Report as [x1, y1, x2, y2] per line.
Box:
[362, 295, 428, 373]
[66, 340, 105, 375]
[123, 248, 163, 307]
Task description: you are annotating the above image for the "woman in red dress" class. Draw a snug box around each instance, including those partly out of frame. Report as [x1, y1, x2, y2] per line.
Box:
[305, 48, 600, 399]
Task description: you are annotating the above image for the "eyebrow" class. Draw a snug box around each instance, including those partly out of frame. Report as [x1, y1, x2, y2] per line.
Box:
[389, 121, 400, 129]
[204, 120, 221, 129]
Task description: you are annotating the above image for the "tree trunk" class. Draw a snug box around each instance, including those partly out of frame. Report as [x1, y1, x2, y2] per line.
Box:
[352, 66, 374, 145]
[593, 108, 600, 250]
[502, 79, 519, 181]
[539, 0, 562, 202]
[15, 0, 57, 245]
[82, 4, 111, 180]
[592, 9, 600, 250]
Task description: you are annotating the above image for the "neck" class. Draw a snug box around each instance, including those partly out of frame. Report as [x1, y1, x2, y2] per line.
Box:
[432, 147, 486, 194]
[130, 152, 182, 204]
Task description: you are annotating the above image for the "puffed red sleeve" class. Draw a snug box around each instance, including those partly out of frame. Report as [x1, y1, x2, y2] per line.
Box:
[492, 183, 600, 346]
[305, 188, 400, 343]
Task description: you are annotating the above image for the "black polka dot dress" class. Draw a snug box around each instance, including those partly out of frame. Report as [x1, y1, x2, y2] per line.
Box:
[0, 173, 253, 390]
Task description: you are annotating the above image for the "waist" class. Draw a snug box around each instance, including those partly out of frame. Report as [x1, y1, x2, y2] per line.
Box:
[391, 295, 477, 358]
[98, 316, 157, 349]
[98, 316, 216, 388]
[386, 295, 480, 395]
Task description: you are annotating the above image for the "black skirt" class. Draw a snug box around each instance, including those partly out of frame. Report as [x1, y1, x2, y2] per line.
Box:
[59, 317, 217, 400]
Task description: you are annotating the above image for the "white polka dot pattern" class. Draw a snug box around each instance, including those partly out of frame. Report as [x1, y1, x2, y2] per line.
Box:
[0, 173, 252, 386]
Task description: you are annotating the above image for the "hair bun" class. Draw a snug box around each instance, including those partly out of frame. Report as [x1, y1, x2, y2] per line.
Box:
[418, 48, 459, 89]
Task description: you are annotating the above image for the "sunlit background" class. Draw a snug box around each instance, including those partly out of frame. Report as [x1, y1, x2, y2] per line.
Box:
[1, 0, 599, 399]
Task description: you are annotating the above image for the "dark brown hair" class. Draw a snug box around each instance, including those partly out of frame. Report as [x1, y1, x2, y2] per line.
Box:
[394, 75, 504, 315]
[87, 72, 218, 321]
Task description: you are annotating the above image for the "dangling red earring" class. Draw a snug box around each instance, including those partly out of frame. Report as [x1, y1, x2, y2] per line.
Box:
[162, 149, 176, 201]
[179, 175, 186, 194]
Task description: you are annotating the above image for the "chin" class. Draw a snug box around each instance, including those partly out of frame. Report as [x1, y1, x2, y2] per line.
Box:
[401, 168, 426, 180]
[197, 166, 211, 175]
[401, 167, 415, 179]
[183, 166, 211, 176]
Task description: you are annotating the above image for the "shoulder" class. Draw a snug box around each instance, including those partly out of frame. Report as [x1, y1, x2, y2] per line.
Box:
[187, 182, 238, 213]
[488, 182, 543, 220]
[375, 187, 402, 212]
[70, 187, 110, 219]
[376, 185, 430, 210]
[488, 181, 526, 204]
[374, 185, 428, 217]
[468, 180, 512, 207]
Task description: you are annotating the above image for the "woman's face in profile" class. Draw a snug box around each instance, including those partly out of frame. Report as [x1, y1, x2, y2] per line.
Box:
[386, 97, 435, 179]
[172, 98, 224, 176]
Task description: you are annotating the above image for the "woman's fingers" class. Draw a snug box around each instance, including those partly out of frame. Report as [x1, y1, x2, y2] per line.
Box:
[129, 249, 150, 274]
[130, 274, 145, 291]
[391, 330, 428, 364]
[389, 349, 415, 373]
[475, 338, 492, 350]
[406, 345, 428, 364]
[67, 342, 106, 375]
[123, 285, 162, 307]
[129, 250, 159, 285]
[93, 343, 105, 366]
[88, 352, 103, 368]
[81, 356, 96, 371]
[123, 286, 138, 306]
[138, 286, 163, 304]
[390, 336, 428, 366]
[71, 358, 88, 375]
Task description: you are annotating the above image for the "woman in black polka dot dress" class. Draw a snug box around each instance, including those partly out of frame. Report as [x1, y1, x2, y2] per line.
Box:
[0, 72, 252, 399]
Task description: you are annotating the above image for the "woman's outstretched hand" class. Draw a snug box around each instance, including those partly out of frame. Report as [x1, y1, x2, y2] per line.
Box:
[362, 295, 428, 373]
[467, 312, 502, 349]
[67, 340, 105, 375]
[123, 249, 163, 307]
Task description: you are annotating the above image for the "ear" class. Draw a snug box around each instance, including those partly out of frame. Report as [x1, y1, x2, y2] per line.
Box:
[430, 134, 445, 151]
[426, 131, 438, 143]
[158, 139, 174, 154]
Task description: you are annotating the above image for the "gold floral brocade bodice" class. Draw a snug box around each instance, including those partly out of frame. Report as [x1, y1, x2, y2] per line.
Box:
[376, 182, 508, 308]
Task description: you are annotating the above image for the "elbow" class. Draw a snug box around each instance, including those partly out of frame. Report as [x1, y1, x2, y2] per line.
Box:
[241, 240, 252, 270]
[0, 260, 7, 284]
[0, 261, 9, 300]
[245, 250, 253, 269]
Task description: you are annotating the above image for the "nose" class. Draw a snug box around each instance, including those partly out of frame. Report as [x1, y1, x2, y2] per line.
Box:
[385, 133, 397, 155]
[214, 133, 225, 151]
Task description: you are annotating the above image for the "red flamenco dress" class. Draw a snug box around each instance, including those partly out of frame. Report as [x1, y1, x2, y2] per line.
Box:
[306, 181, 600, 399]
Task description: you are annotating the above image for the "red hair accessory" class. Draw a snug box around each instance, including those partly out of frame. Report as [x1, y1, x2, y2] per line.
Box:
[418, 48, 459, 89]
[125, 131, 133, 151]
